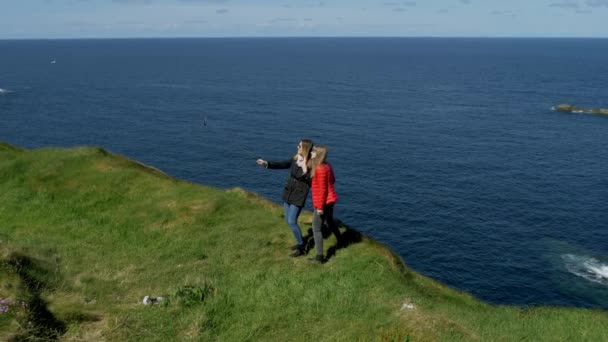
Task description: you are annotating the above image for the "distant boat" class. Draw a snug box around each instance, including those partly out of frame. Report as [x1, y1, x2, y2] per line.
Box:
[50, 60, 56, 64]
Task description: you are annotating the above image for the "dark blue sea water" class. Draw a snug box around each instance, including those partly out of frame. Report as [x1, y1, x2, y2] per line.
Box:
[1, 38, 607, 308]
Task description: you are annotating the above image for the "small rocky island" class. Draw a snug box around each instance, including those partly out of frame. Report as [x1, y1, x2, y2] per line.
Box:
[552, 104, 608, 115]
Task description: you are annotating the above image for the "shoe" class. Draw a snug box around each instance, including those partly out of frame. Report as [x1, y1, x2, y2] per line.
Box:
[307, 255, 325, 264]
[289, 244, 299, 250]
[289, 246, 305, 257]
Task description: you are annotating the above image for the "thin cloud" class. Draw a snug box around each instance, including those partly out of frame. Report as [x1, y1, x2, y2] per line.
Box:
[459, 0, 472, 4]
[216, 8, 229, 14]
[491, 9, 518, 17]
[382, 1, 416, 12]
[115, 21, 146, 25]
[271, 17, 298, 23]
[586, 0, 608, 6]
[549, 1, 580, 8]
[111, 0, 152, 4]
[183, 20, 208, 24]
[179, 0, 229, 2]
[283, 2, 324, 8]
[382, 1, 416, 6]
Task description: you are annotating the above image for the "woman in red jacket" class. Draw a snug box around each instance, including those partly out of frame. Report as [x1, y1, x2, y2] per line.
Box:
[309, 145, 342, 263]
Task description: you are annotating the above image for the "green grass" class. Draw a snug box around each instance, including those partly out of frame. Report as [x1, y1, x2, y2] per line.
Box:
[0, 142, 607, 341]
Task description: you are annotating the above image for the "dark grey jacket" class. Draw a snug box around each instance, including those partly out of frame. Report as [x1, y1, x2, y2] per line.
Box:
[267, 158, 311, 207]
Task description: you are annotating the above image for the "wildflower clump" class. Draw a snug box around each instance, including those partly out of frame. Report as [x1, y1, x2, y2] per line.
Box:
[0, 293, 28, 335]
[0, 295, 28, 317]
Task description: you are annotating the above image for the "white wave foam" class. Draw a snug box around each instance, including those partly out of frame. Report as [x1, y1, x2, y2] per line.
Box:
[562, 254, 608, 285]
[142, 83, 192, 89]
[0, 88, 16, 95]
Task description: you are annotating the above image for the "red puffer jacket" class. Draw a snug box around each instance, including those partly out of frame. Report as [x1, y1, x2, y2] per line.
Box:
[311, 163, 338, 210]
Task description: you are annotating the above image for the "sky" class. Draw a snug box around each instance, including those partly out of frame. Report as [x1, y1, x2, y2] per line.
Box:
[0, 0, 607, 39]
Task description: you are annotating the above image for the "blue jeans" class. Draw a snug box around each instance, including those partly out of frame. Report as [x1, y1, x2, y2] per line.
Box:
[283, 202, 303, 246]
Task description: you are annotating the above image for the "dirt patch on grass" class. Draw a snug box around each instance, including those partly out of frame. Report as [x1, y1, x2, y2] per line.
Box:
[95, 160, 115, 172]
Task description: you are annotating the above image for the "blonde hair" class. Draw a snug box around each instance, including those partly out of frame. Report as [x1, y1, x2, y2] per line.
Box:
[300, 139, 313, 159]
[294, 139, 314, 168]
[311, 145, 328, 178]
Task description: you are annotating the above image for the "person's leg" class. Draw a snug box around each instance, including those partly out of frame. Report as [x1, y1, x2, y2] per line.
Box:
[284, 202, 304, 254]
[323, 203, 342, 245]
[311, 209, 324, 261]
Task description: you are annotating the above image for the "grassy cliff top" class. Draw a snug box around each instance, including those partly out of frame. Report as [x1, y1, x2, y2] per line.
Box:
[1, 143, 606, 341]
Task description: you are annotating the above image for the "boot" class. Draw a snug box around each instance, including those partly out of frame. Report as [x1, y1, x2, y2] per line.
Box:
[307, 254, 325, 264]
[289, 245, 305, 257]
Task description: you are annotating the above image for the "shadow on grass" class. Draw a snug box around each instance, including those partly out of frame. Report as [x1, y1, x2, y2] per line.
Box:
[3, 252, 67, 341]
[303, 219, 363, 262]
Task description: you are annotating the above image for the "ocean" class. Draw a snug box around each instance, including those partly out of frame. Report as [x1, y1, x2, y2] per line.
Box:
[1, 37, 607, 308]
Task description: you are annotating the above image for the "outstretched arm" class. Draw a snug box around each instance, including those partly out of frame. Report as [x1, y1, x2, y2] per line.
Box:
[256, 158, 293, 169]
[266, 159, 293, 169]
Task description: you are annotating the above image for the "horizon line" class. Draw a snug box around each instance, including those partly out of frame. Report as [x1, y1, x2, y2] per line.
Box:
[1, 35, 608, 41]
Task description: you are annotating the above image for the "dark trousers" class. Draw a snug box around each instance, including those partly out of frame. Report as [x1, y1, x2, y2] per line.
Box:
[312, 203, 341, 257]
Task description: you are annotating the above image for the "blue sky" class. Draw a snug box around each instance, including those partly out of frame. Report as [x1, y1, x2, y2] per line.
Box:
[1, 0, 607, 39]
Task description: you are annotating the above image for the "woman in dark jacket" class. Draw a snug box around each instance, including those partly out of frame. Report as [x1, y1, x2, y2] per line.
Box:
[256, 139, 313, 257]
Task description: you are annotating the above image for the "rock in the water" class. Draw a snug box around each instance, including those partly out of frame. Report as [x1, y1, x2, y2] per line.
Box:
[553, 104, 582, 112]
[553, 104, 608, 115]
[590, 108, 608, 115]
